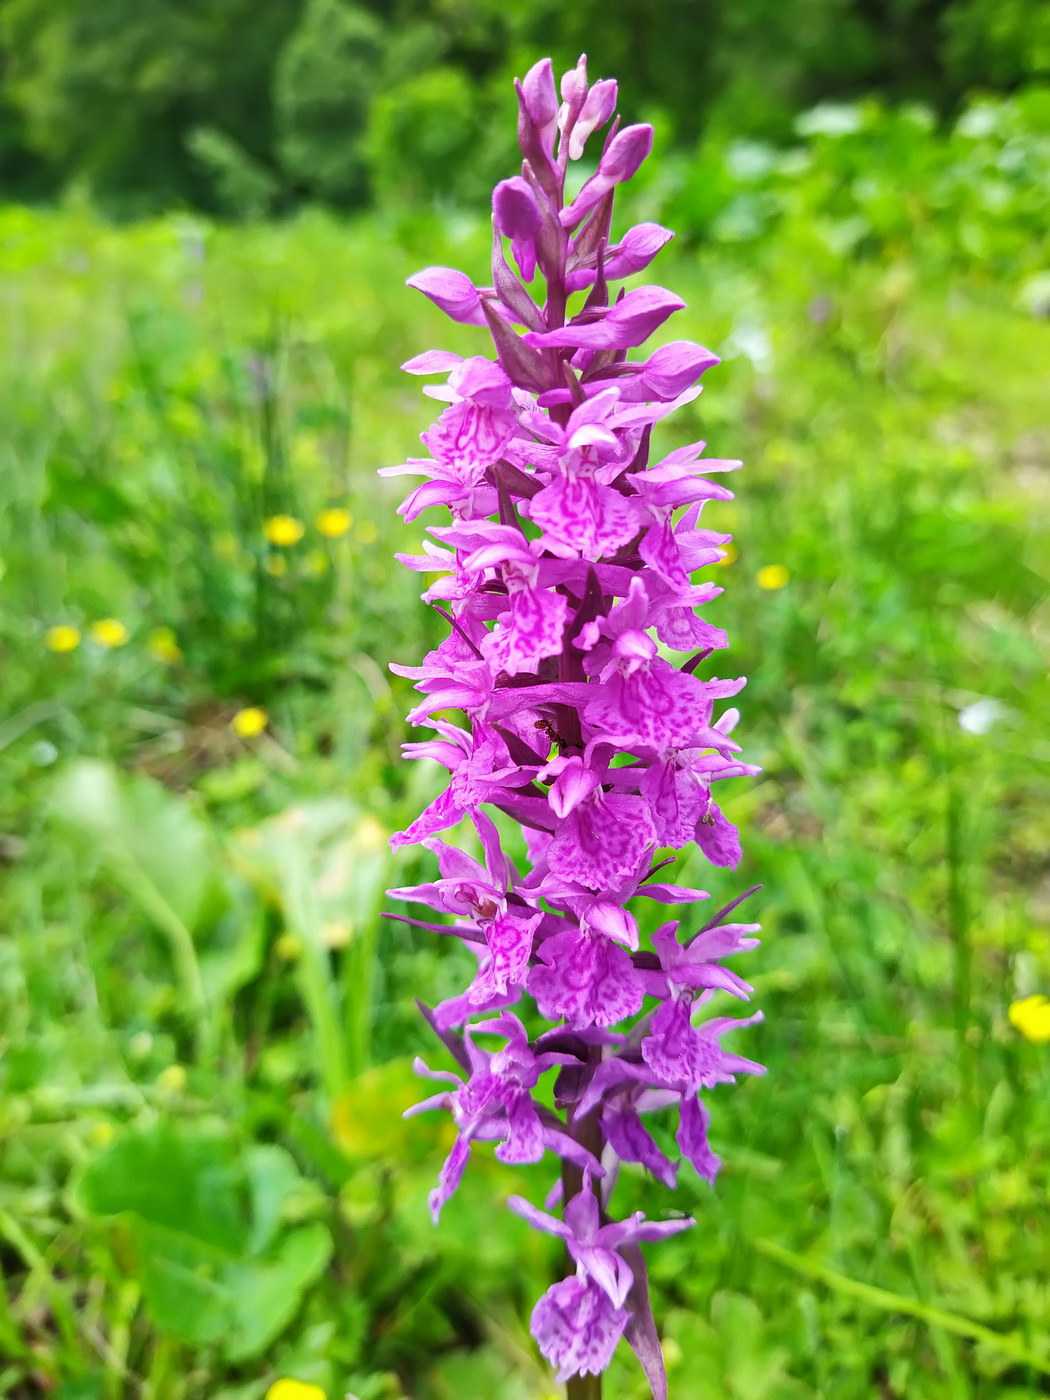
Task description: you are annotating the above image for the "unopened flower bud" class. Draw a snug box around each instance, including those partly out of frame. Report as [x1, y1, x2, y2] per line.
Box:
[604, 222, 673, 279]
[599, 123, 653, 183]
[559, 54, 589, 112]
[569, 78, 618, 160]
[543, 755, 601, 818]
[493, 177, 542, 242]
[493, 177, 543, 281]
[520, 57, 559, 151]
[525, 285, 685, 351]
[560, 123, 654, 227]
[406, 267, 486, 326]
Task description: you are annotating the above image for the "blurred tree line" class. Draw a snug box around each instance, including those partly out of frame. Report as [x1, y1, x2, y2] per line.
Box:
[0, 0, 1048, 215]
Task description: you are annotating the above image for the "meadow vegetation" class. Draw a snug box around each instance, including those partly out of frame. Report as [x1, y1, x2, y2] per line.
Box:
[0, 93, 1049, 1399]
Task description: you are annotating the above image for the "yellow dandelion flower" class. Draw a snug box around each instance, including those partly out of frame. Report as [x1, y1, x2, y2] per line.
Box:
[46, 624, 81, 653]
[231, 706, 268, 738]
[1009, 995, 1050, 1044]
[265, 1381, 326, 1400]
[147, 627, 182, 664]
[157, 1064, 187, 1093]
[756, 564, 790, 591]
[265, 554, 288, 577]
[716, 543, 738, 568]
[303, 549, 329, 576]
[355, 520, 378, 545]
[265, 515, 306, 547]
[316, 507, 352, 538]
[89, 618, 129, 648]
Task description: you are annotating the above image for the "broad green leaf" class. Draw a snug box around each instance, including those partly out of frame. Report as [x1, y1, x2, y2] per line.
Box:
[77, 1121, 247, 1254]
[245, 1143, 304, 1256]
[200, 874, 268, 1002]
[135, 1218, 236, 1346]
[51, 758, 213, 931]
[225, 1222, 333, 1362]
[54, 1379, 104, 1400]
[76, 1122, 333, 1359]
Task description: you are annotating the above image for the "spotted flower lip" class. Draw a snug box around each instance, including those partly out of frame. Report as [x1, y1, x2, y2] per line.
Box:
[384, 52, 764, 1399]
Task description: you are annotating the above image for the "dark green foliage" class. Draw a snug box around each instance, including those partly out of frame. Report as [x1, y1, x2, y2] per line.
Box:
[943, 0, 1050, 88]
[274, 0, 386, 205]
[0, 0, 303, 211]
[1, 0, 1050, 212]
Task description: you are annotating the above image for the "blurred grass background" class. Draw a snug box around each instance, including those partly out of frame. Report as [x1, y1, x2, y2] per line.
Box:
[0, 4, 1049, 1399]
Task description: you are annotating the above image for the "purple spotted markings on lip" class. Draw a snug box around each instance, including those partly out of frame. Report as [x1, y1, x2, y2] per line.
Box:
[382, 52, 765, 1399]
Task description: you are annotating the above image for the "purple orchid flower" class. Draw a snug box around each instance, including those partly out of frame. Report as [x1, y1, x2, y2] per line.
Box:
[407, 1015, 601, 1220]
[509, 1187, 693, 1381]
[384, 55, 765, 1398]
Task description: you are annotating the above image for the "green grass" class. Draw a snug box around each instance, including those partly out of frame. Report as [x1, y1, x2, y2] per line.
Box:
[0, 194, 1048, 1400]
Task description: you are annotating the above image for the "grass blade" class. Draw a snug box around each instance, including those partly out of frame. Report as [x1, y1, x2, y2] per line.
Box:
[755, 1238, 1050, 1374]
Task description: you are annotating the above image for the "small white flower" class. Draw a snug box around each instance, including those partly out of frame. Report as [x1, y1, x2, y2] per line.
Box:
[958, 697, 1007, 736]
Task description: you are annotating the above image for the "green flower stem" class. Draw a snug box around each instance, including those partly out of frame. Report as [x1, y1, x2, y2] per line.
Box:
[110, 851, 213, 1066]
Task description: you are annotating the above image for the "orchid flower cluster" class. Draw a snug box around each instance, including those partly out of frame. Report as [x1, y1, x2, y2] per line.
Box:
[382, 55, 764, 1397]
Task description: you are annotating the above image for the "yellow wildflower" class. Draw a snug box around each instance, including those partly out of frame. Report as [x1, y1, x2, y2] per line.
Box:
[1009, 995, 1050, 1044]
[147, 627, 182, 665]
[265, 515, 306, 547]
[265, 554, 288, 577]
[716, 543, 738, 568]
[89, 619, 129, 648]
[265, 1381, 326, 1400]
[231, 706, 268, 738]
[157, 1064, 187, 1093]
[756, 564, 790, 590]
[355, 520, 378, 545]
[46, 624, 81, 653]
[316, 507, 352, 538]
[303, 549, 329, 576]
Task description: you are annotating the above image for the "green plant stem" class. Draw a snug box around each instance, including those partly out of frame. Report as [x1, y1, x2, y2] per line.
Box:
[282, 843, 348, 1103]
[103, 1278, 141, 1400]
[343, 919, 378, 1078]
[113, 853, 213, 1066]
[342, 842, 388, 1078]
[561, 1055, 604, 1400]
[0, 1261, 28, 1362]
[295, 941, 348, 1103]
[0, 1211, 80, 1358]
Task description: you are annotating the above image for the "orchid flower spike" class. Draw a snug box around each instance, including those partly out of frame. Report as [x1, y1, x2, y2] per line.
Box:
[385, 52, 764, 1399]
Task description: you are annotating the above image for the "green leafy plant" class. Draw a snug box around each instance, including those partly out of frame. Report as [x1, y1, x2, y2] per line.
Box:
[76, 1123, 332, 1360]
